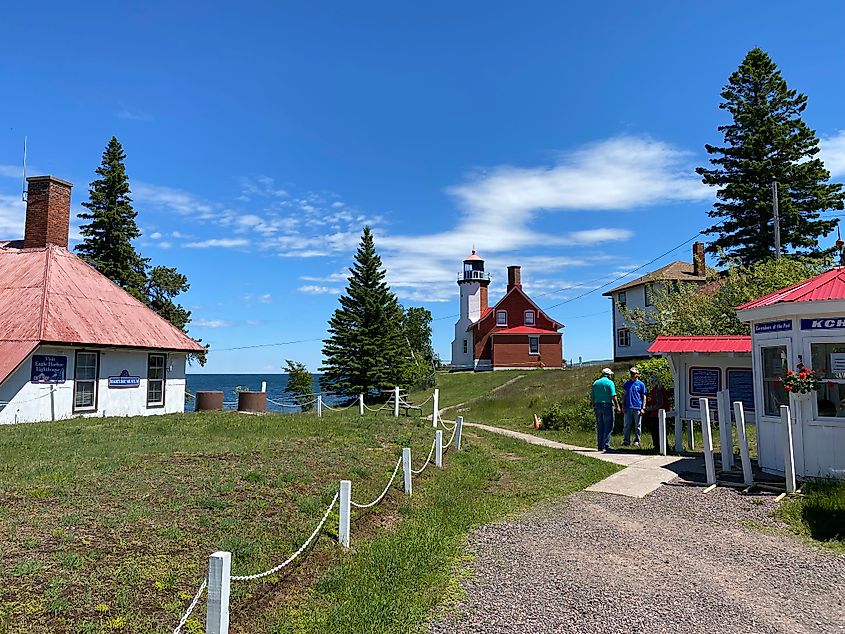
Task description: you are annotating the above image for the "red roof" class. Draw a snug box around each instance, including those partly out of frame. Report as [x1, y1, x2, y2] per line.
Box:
[491, 326, 560, 335]
[0, 341, 39, 387]
[464, 249, 484, 262]
[648, 335, 751, 354]
[0, 242, 203, 384]
[737, 267, 845, 310]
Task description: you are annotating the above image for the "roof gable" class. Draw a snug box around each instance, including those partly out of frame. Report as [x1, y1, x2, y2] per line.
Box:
[0, 243, 203, 354]
[603, 261, 710, 296]
[471, 285, 563, 331]
[736, 268, 845, 310]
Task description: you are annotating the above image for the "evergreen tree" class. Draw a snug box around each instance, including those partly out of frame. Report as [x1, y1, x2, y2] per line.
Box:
[284, 360, 315, 412]
[76, 137, 148, 298]
[402, 307, 436, 388]
[697, 48, 844, 265]
[320, 227, 408, 398]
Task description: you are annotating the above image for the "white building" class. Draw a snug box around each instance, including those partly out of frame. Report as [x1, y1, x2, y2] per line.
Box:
[0, 175, 204, 424]
[450, 250, 491, 370]
[603, 242, 709, 361]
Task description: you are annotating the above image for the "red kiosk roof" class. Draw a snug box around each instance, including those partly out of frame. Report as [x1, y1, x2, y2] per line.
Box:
[737, 267, 845, 310]
[648, 335, 751, 354]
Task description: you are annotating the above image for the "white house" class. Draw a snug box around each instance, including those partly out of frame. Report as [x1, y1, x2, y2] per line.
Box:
[603, 242, 710, 361]
[0, 175, 204, 424]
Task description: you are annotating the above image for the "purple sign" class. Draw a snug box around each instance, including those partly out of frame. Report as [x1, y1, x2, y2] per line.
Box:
[31, 355, 67, 384]
[754, 319, 792, 334]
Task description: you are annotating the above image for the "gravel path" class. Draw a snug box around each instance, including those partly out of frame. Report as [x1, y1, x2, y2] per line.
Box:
[430, 484, 845, 633]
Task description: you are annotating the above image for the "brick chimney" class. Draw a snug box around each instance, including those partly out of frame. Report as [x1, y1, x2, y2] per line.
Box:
[507, 265, 522, 291]
[692, 241, 705, 277]
[24, 176, 73, 249]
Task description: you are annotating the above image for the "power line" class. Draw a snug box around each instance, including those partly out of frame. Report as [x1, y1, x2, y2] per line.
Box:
[211, 337, 324, 352]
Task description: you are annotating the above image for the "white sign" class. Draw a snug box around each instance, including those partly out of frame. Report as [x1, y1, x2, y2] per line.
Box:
[831, 353, 845, 378]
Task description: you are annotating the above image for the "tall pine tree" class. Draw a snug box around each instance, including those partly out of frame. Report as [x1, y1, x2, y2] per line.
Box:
[320, 227, 408, 398]
[697, 48, 844, 265]
[76, 137, 148, 298]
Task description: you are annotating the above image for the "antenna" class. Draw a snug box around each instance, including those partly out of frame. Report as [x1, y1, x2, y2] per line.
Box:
[21, 136, 27, 203]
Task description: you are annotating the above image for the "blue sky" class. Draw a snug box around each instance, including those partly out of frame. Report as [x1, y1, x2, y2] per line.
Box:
[2, 1, 845, 373]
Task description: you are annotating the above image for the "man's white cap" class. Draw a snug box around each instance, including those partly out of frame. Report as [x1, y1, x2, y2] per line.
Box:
[601, 368, 614, 376]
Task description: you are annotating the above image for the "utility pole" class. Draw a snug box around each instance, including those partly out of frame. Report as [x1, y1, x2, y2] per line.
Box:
[772, 181, 781, 259]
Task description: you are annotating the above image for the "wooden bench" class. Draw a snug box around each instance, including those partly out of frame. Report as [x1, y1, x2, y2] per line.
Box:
[399, 403, 422, 417]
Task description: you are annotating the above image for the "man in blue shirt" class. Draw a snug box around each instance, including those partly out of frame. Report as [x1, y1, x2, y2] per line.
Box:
[590, 368, 621, 451]
[622, 367, 648, 447]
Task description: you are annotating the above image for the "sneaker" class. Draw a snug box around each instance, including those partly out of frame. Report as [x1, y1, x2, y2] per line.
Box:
[634, 441, 640, 447]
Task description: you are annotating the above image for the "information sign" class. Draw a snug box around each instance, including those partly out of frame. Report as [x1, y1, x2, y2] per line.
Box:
[108, 369, 141, 389]
[727, 368, 755, 411]
[689, 367, 721, 396]
[30, 355, 67, 384]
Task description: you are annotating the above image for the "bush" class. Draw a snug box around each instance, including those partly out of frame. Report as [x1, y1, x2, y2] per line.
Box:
[540, 397, 594, 432]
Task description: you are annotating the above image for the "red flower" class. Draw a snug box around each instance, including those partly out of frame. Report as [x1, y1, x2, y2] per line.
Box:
[785, 385, 793, 391]
[786, 370, 794, 375]
[799, 372, 807, 379]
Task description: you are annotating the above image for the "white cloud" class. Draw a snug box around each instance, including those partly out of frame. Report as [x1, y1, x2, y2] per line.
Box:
[116, 107, 152, 121]
[149, 231, 162, 239]
[0, 165, 24, 179]
[298, 285, 342, 295]
[192, 318, 235, 328]
[134, 182, 217, 219]
[258, 293, 272, 303]
[821, 130, 845, 177]
[0, 193, 25, 239]
[185, 238, 250, 249]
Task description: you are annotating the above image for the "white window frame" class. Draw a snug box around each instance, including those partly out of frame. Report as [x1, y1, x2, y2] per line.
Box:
[496, 310, 508, 326]
[147, 353, 167, 408]
[617, 328, 631, 348]
[73, 350, 99, 413]
[528, 335, 540, 355]
[524, 310, 535, 326]
[804, 336, 845, 427]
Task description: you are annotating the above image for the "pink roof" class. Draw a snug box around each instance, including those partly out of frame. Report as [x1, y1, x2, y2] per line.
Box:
[0, 341, 39, 386]
[648, 335, 751, 354]
[491, 326, 561, 335]
[737, 267, 845, 310]
[464, 249, 484, 262]
[0, 243, 203, 380]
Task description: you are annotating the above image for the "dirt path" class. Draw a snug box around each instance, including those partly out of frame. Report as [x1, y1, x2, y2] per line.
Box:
[430, 484, 845, 633]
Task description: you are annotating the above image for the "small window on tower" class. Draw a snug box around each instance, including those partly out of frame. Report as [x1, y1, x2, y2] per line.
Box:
[496, 310, 507, 326]
[463, 339, 468, 354]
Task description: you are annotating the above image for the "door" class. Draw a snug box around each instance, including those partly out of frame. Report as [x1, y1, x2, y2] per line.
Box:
[756, 340, 804, 475]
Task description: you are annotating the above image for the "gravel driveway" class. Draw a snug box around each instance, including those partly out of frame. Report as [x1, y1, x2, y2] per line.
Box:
[430, 484, 845, 634]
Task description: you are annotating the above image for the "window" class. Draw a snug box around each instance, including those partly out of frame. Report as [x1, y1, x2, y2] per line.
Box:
[761, 346, 788, 417]
[524, 310, 535, 326]
[147, 354, 167, 407]
[528, 336, 540, 355]
[496, 310, 507, 326]
[73, 351, 99, 412]
[811, 342, 845, 418]
[644, 285, 654, 307]
[617, 291, 626, 307]
[462, 339, 468, 354]
[617, 328, 631, 347]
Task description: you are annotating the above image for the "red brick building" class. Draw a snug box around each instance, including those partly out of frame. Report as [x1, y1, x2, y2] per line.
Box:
[451, 253, 563, 370]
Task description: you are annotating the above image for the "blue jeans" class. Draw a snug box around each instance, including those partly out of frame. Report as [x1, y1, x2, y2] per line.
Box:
[594, 403, 614, 450]
[623, 409, 642, 445]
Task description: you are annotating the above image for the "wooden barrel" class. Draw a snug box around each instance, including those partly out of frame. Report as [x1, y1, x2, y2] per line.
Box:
[195, 391, 224, 411]
[237, 391, 267, 413]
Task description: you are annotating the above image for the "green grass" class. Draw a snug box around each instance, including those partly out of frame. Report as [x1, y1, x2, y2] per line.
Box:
[0, 402, 617, 633]
[409, 370, 525, 410]
[778, 481, 845, 552]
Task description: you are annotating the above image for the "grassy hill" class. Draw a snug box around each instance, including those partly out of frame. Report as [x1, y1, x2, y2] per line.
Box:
[0, 394, 617, 633]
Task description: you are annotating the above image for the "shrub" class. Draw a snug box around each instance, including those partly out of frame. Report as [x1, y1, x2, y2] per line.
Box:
[540, 397, 594, 432]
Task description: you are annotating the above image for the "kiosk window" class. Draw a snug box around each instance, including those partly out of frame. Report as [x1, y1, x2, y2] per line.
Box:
[761, 346, 788, 417]
[811, 342, 845, 418]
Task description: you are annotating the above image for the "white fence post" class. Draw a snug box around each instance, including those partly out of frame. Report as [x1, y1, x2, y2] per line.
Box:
[733, 401, 753, 486]
[261, 381, 267, 393]
[432, 388, 439, 428]
[699, 398, 716, 485]
[402, 447, 412, 495]
[658, 409, 667, 456]
[675, 417, 683, 454]
[206, 551, 231, 634]
[688, 418, 696, 450]
[358, 394, 364, 416]
[435, 430, 443, 468]
[317, 394, 322, 418]
[780, 405, 796, 494]
[339, 480, 351, 548]
[455, 415, 463, 451]
[394, 386, 400, 417]
[717, 389, 734, 471]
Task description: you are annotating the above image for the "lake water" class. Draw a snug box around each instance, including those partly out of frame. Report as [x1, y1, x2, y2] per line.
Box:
[186, 374, 343, 413]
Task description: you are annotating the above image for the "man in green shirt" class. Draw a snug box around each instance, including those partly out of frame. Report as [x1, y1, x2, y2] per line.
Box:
[590, 368, 621, 451]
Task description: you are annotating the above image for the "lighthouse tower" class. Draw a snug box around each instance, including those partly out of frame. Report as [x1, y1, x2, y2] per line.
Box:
[451, 250, 491, 370]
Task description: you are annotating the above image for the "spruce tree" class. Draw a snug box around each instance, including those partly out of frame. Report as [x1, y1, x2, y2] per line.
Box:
[320, 227, 408, 398]
[284, 360, 315, 412]
[76, 137, 148, 298]
[697, 48, 844, 265]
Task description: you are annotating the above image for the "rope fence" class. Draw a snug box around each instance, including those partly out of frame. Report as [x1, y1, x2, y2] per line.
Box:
[170, 413, 464, 633]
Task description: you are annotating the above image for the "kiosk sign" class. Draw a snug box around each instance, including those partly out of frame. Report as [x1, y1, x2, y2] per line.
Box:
[108, 369, 141, 389]
[754, 319, 792, 334]
[31, 355, 67, 384]
[689, 367, 721, 396]
[801, 317, 845, 330]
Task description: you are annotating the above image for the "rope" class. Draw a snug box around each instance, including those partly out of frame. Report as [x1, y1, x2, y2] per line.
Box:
[351, 456, 402, 509]
[412, 438, 436, 475]
[442, 423, 458, 449]
[172, 579, 207, 634]
[266, 398, 300, 408]
[185, 390, 196, 399]
[416, 393, 434, 406]
[323, 401, 357, 412]
[230, 492, 339, 581]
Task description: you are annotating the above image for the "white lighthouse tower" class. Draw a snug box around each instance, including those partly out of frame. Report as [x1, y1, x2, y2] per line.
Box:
[451, 250, 491, 370]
